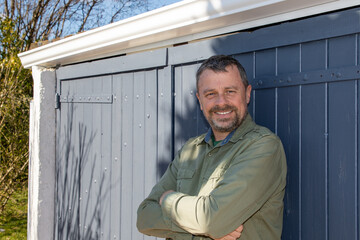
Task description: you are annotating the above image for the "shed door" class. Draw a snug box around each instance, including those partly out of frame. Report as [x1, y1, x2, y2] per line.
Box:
[55, 75, 113, 239]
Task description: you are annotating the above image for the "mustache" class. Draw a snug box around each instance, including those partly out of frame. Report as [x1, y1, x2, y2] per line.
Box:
[209, 104, 236, 113]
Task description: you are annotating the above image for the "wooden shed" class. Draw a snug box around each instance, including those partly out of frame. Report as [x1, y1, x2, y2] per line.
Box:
[19, 0, 360, 239]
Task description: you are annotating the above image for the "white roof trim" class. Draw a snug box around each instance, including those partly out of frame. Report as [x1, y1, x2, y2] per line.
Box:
[19, 0, 360, 68]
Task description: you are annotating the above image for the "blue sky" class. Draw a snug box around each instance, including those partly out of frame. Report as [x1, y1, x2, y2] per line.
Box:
[149, 0, 182, 10]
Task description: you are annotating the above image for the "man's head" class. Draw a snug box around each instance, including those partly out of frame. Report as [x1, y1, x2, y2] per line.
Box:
[196, 55, 252, 141]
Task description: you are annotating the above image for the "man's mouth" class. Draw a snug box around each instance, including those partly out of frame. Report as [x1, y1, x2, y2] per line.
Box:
[210, 105, 235, 116]
[215, 110, 232, 115]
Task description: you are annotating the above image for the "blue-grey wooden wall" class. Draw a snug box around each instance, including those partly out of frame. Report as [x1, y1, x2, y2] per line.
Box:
[55, 6, 360, 240]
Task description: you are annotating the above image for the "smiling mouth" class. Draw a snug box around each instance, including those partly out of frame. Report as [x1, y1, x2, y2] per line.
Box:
[215, 110, 232, 115]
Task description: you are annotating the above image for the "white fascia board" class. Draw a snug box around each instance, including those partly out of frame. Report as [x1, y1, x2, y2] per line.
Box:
[19, 0, 360, 68]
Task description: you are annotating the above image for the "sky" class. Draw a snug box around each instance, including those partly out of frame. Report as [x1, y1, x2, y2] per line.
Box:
[148, 0, 183, 10]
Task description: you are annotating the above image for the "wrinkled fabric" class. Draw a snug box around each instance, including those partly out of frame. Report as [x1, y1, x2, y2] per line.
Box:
[137, 114, 287, 240]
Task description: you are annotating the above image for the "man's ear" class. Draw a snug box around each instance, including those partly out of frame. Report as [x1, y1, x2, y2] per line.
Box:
[246, 85, 252, 104]
[196, 92, 203, 110]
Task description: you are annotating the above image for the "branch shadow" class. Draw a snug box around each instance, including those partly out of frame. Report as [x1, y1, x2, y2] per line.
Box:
[55, 102, 109, 240]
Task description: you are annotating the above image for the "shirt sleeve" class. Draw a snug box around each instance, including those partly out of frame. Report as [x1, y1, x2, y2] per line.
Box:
[136, 152, 194, 238]
[161, 135, 287, 239]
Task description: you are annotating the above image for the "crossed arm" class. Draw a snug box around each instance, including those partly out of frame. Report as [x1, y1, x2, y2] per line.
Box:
[137, 136, 285, 239]
[159, 190, 243, 240]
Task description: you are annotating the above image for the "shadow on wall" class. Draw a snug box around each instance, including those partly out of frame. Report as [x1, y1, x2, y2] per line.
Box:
[156, 78, 209, 178]
[56, 103, 107, 240]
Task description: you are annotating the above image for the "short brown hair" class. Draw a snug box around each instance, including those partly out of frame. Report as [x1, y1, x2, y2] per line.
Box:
[196, 55, 249, 91]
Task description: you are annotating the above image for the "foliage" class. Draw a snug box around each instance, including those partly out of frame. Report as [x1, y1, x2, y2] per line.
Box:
[0, 0, 152, 216]
[0, 187, 28, 239]
[0, 16, 32, 215]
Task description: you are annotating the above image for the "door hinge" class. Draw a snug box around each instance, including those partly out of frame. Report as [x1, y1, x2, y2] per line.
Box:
[55, 93, 60, 109]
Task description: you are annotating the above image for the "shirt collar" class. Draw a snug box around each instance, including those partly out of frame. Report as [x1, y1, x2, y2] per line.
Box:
[204, 128, 235, 146]
[202, 113, 255, 146]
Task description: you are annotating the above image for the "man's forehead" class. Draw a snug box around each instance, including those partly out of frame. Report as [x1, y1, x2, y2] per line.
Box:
[199, 66, 241, 83]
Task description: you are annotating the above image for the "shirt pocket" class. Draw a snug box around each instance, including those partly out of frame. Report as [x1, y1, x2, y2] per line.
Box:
[177, 168, 195, 192]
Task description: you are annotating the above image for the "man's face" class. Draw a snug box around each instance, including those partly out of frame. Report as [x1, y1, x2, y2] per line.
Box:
[196, 65, 251, 140]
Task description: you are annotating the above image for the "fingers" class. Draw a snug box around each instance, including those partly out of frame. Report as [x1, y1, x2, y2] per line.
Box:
[215, 234, 238, 240]
[235, 224, 243, 233]
[213, 224, 244, 240]
[228, 230, 241, 239]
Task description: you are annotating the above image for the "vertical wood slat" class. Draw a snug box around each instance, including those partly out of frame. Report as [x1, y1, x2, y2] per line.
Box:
[157, 67, 173, 181]
[255, 89, 276, 133]
[132, 72, 146, 240]
[277, 86, 300, 240]
[300, 83, 327, 240]
[121, 73, 134, 240]
[174, 66, 183, 153]
[328, 81, 356, 240]
[100, 77, 112, 240]
[254, 48, 276, 132]
[111, 74, 122, 240]
[91, 77, 102, 238]
[144, 70, 159, 240]
[79, 77, 90, 239]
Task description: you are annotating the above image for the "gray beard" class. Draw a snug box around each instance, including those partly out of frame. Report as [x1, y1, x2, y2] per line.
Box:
[209, 111, 248, 133]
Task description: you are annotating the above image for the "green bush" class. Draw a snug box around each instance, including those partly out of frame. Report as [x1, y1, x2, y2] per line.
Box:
[0, 17, 32, 215]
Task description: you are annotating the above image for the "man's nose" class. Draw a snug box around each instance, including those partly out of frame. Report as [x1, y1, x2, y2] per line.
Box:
[215, 93, 227, 105]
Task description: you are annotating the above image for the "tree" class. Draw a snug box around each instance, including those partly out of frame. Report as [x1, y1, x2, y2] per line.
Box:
[0, 17, 32, 214]
[0, 0, 151, 215]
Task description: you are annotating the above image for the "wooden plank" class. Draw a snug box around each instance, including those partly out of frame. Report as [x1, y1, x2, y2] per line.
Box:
[174, 66, 184, 152]
[120, 73, 134, 240]
[301, 83, 326, 239]
[57, 80, 80, 239]
[278, 44, 300, 75]
[301, 40, 326, 72]
[100, 76, 112, 240]
[144, 70, 159, 195]
[179, 64, 202, 139]
[277, 86, 300, 240]
[143, 70, 159, 240]
[255, 49, 276, 78]
[329, 35, 357, 68]
[157, 67, 173, 179]
[132, 72, 146, 240]
[111, 74, 123, 240]
[328, 81, 356, 240]
[254, 88, 276, 133]
[56, 48, 167, 80]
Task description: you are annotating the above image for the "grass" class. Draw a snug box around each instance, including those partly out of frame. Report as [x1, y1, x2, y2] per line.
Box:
[0, 188, 27, 240]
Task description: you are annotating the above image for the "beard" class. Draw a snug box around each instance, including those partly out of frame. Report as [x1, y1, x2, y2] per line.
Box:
[207, 104, 248, 133]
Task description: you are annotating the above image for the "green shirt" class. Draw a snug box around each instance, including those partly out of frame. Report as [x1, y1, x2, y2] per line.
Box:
[137, 114, 287, 240]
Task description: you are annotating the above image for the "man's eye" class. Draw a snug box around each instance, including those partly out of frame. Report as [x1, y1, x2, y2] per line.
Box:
[206, 93, 215, 97]
[227, 90, 235, 94]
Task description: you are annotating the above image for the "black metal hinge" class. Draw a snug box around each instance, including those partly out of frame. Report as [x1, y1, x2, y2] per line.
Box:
[55, 93, 60, 109]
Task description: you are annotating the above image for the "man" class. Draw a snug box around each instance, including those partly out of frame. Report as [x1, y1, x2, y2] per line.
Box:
[137, 55, 287, 240]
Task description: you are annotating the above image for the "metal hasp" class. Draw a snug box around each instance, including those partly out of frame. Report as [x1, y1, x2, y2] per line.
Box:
[253, 65, 360, 89]
[56, 94, 113, 106]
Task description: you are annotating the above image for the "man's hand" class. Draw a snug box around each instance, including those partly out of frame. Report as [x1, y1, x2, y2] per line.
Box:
[213, 225, 243, 240]
[159, 190, 175, 205]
